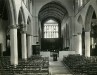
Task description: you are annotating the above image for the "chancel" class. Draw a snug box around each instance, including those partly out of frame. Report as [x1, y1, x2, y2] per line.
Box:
[0, 0, 97, 75]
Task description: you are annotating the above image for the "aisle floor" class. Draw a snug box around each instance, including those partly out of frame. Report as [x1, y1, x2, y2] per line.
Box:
[49, 57, 73, 75]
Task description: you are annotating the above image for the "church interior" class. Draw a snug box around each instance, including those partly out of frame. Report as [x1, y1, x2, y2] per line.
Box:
[0, 0, 97, 75]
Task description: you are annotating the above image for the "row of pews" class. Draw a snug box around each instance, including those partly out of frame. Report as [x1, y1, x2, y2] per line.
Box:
[0, 55, 49, 75]
[63, 54, 97, 75]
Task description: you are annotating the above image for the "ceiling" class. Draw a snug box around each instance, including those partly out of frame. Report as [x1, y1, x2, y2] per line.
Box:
[38, 1, 68, 23]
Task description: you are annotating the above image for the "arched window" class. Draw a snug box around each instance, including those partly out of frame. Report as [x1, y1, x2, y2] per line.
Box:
[44, 19, 59, 38]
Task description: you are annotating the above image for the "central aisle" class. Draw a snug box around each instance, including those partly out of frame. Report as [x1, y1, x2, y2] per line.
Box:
[49, 57, 73, 75]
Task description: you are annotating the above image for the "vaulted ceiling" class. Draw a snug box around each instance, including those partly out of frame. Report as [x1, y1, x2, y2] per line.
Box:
[38, 1, 68, 23]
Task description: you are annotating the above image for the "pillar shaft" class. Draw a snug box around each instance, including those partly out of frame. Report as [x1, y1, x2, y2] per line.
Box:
[21, 33, 27, 60]
[10, 28, 18, 65]
[77, 34, 82, 55]
[72, 36, 77, 51]
[85, 32, 90, 57]
[27, 35, 32, 58]
[70, 37, 73, 51]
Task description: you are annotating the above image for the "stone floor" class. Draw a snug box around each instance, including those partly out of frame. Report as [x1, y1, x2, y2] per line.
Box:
[49, 57, 73, 75]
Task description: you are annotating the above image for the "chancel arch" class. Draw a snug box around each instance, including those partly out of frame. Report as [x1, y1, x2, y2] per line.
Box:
[38, 1, 68, 52]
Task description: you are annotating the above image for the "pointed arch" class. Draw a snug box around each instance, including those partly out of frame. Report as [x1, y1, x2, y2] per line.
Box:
[18, 7, 26, 28]
[85, 5, 96, 32]
[26, 16, 32, 35]
[7, 0, 16, 25]
[38, 1, 68, 22]
[27, 16, 31, 25]
[78, 15, 83, 25]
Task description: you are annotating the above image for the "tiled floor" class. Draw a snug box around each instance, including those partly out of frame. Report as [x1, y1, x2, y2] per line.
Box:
[49, 57, 73, 75]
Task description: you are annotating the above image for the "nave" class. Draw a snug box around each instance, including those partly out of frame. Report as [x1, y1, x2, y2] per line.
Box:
[0, 0, 97, 75]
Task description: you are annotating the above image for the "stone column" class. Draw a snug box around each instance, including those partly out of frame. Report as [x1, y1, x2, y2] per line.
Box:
[9, 25, 18, 66]
[77, 33, 82, 55]
[70, 37, 72, 51]
[72, 35, 77, 51]
[85, 32, 90, 57]
[27, 35, 32, 58]
[21, 31, 27, 60]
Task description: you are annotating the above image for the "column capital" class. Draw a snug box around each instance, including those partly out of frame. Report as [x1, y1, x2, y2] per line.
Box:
[27, 34, 33, 36]
[77, 33, 82, 35]
[72, 34, 77, 37]
[21, 31, 27, 34]
[85, 31, 91, 32]
[19, 23, 27, 28]
[8, 25, 19, 29]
